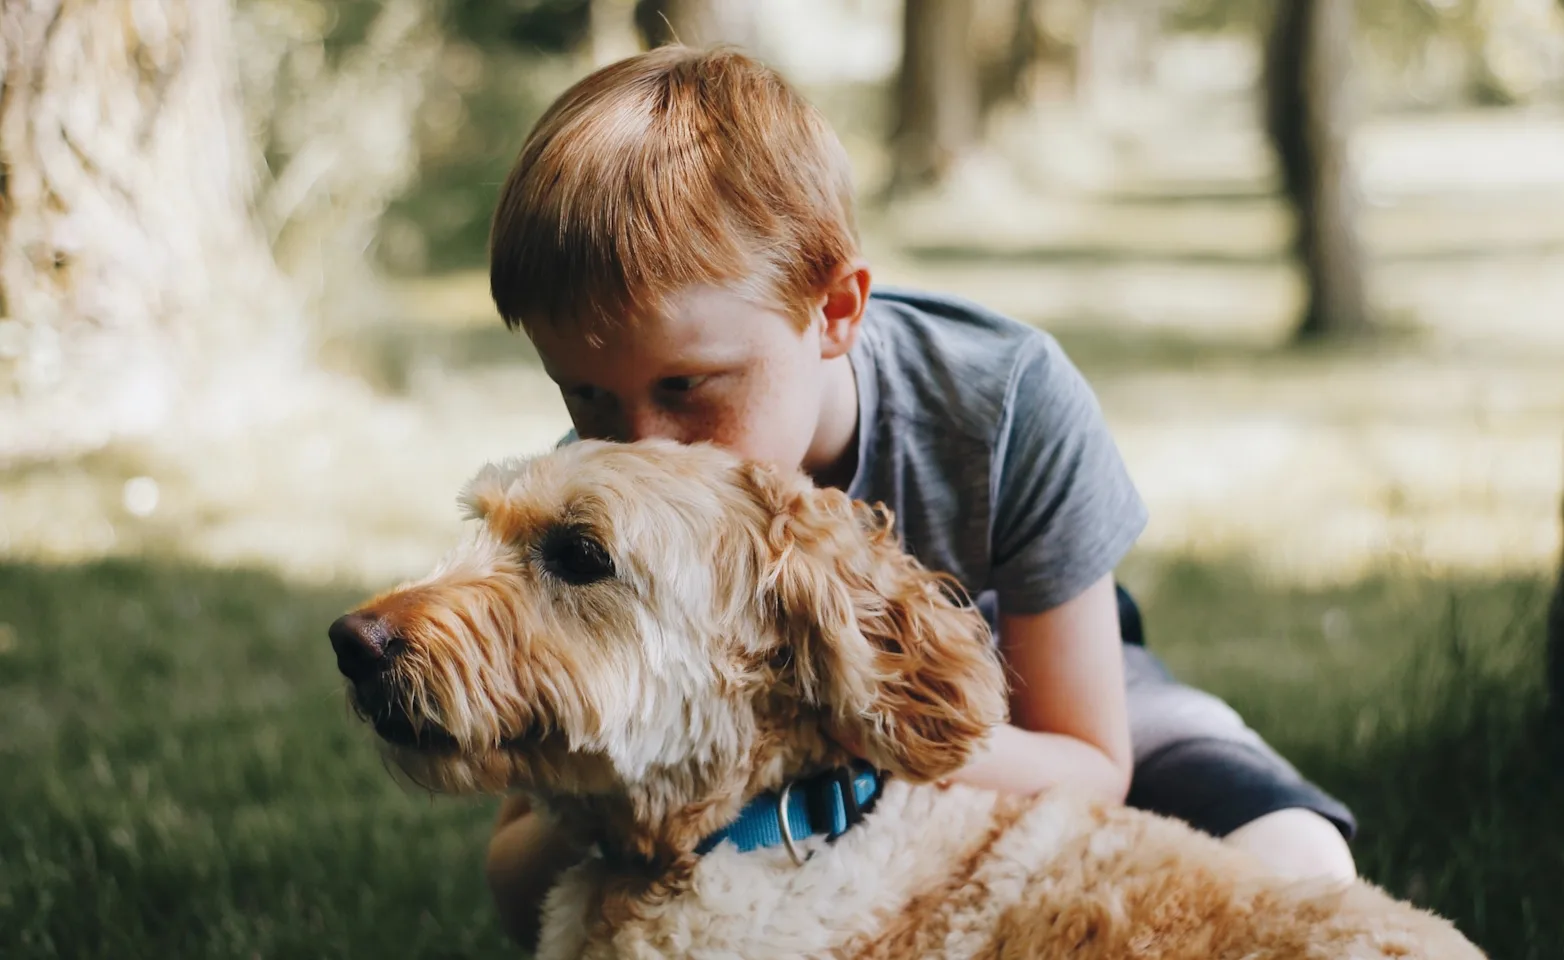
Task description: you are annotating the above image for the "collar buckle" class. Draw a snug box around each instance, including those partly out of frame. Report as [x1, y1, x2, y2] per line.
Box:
[775, 779, 813, 866]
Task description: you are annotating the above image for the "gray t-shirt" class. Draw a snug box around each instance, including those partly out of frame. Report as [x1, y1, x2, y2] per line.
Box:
[557, 285, 1147, 618]
[843, 287, 1146, 617]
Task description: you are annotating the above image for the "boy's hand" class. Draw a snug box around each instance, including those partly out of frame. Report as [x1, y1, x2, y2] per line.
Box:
[902, 575, 1132, 803]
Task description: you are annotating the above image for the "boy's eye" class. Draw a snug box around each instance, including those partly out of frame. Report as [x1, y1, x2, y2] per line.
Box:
[657, 375, 709, 394]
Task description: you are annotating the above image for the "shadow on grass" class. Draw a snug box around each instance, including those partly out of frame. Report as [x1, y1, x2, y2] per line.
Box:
[1138, 560, 1561, 960]
[1048, 324, 1290, 373]
[1044, 319, 1436, 381]
[1096, 186, 1279, 207]
[1329, 698, 1562, 960]
[0, 556, 1557, 959]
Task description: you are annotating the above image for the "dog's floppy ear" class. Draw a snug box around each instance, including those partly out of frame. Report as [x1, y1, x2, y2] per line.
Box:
[737, 462, 1009, 783]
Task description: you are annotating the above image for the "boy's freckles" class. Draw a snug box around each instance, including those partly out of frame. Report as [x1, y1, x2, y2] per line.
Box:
[524, 285, 834, 470]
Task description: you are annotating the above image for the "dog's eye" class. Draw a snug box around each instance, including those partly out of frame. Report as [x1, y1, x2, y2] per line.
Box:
[540, 528, 616, 585]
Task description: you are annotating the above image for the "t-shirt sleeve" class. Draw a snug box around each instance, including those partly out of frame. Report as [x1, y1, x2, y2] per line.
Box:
[556, 428, 579, 448]
[988, 338, 1148, 615]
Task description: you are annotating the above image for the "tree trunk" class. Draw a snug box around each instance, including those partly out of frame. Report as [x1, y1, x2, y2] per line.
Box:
[1549, 484, 1564, 727]
[1263, 0, 1374, 343]
[0, 0, 301, 464]
[890, 0, 981, 194]
[633, 0, 753, 49]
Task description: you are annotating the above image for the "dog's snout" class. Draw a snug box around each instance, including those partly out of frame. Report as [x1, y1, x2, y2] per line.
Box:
[329, 612, 397, 680]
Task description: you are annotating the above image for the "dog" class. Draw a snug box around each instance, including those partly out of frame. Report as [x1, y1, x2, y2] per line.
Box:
[329, 438, 1486, 959]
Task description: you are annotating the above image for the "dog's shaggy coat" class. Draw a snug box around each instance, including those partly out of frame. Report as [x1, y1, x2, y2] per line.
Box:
[331, 439, 1485, 959]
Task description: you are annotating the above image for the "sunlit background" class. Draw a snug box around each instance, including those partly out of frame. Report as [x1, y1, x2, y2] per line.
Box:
[2, 2, 1562, 958]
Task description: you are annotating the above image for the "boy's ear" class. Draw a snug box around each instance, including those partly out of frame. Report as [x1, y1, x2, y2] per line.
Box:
[818, 260, 871, 361]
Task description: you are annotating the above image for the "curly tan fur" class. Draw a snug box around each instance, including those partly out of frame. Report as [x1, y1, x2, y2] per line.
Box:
[740, 461, 1009, 783]
[332, 439, 1486, 960]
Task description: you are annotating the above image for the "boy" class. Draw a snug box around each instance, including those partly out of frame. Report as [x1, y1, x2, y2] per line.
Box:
[482, 45, 1357, 949]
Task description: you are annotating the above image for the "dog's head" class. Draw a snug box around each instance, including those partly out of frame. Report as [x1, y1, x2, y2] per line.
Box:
[329, 439, 1007, 862]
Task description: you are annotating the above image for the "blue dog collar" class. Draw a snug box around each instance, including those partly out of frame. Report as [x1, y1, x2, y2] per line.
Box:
[696, 763, 885, 863]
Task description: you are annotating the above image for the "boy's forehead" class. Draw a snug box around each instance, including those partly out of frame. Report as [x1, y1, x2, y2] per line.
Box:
[528, 286, 797, 374]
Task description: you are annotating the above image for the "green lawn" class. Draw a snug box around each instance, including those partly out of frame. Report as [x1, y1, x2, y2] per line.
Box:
[0, 557, 1558, 959]
[0, 561, 511, 959]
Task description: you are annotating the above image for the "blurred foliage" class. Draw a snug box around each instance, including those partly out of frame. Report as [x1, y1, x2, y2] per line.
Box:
[376, 48, 578, 274]
[315, 0, 393, 54]
[447, 0, 592, 53]
[1172, 0, 1564, 106]
[325, 0, 1564, 275]
[1170, 0, 1464, 33]
[232, 0, 444, 322]
[230, 0, 587, 277]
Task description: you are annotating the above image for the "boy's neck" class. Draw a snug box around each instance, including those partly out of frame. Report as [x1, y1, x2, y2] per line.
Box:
[804, 354, 860, 492]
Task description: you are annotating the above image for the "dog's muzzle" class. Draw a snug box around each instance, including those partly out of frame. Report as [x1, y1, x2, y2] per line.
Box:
[329, 612, 400, 680]
[329, 612, 456, 749]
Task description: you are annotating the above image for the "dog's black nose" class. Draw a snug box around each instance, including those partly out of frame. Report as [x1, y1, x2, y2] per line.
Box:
[329, 612, 395, 681]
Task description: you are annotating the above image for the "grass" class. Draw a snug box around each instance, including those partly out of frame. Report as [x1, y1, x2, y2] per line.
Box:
[1139, 561, 1564, 960]
[0, 555, 1558, 959]
[0, 561, 511, 960]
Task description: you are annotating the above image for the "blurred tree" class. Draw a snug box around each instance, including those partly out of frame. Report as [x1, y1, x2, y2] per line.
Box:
[976, 0, 1042, 115]
[0, 0, 440, 463]
[1264, 0, 1375, 343]
[890, 0, 981, 194]
[633, 0, 753, 48]
[973, 0, 1091, 112]
[1179, 0, 1564, 110]
[0, 0, 300, 462]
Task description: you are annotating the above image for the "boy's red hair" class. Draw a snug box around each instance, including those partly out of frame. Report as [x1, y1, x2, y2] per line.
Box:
[489, 45, 859, 338]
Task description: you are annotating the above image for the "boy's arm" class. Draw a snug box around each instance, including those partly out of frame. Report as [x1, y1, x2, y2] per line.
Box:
[945, 333, 1143, 802]
[940, 573, 1133, 802]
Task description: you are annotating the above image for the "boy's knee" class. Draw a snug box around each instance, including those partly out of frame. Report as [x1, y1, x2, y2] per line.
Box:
[1224, 807, 1357, 885]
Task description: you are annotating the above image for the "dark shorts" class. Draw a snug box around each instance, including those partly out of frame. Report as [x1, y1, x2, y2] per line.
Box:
[1115, 585, 1356, 840]
[980, 586, 1354, 840]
